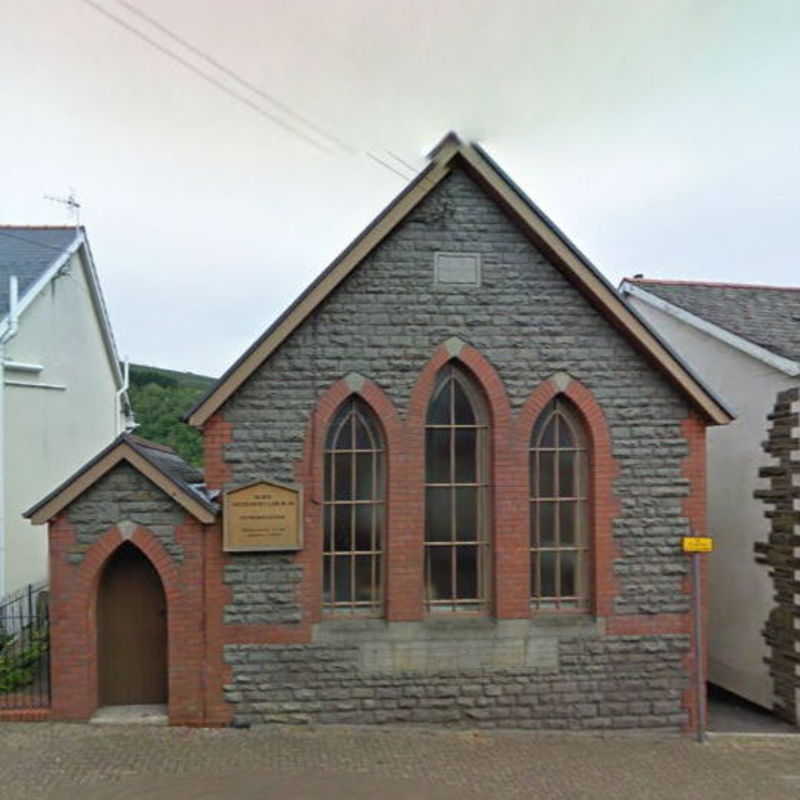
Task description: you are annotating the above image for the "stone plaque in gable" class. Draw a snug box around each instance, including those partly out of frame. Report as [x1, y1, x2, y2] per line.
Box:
[223, 480, 303, 552]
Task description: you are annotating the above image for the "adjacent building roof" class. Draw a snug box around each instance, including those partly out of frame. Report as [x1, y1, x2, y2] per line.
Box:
[0, 227, 80, 317]
[622, 278, 800, 368]
[0, 225, 126, 391]
[25, 434, 218, 525]
[187, 132, 733, 428]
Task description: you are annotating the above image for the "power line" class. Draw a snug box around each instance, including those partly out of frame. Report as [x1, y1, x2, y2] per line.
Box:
[366, 153, 414, 181]
[78, 0, 332, 154]
[79, 1, 419, 182]
[116, 0, 352, 154]
[115, 1, 418, 181]
[386, 151, 418, 174]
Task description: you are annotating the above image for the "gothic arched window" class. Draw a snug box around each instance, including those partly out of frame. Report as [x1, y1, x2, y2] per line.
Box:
[529, 397, 590, 611]
[323, 398, 385, 615]
[424, 364, 490, 612]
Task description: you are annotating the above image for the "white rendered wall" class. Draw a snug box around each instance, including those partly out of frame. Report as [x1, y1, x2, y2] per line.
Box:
[3, 250, 122, 593]
[628, 297, 797, 709]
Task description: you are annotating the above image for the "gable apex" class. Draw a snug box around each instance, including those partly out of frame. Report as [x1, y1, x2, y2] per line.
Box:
[187, 134, 733, 428]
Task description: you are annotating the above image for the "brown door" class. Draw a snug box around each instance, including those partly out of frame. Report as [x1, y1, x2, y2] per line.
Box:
[97, 542, 167, 705]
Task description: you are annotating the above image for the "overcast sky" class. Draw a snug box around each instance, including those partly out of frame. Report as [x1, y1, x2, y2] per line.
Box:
[2, 1, 798, 376]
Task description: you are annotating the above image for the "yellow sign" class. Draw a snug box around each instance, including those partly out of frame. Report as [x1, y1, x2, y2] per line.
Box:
[682, 537, 713, 553]
[223, 480, 303, 552]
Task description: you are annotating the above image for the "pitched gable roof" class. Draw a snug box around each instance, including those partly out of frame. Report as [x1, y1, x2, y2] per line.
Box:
[622, 278, 800, 365]
[0, 227, 80, 317]
[24, 434, 217, 525]
[187, 133, 734, 427]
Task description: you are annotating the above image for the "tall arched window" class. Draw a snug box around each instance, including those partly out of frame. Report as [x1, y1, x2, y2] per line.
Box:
[529, 397, 590, 611]
[425, 364, 490, 612]
[323, 397, 385, 615]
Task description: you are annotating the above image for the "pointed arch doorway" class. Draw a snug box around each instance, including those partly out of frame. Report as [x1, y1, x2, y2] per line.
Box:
[97, 542, 168, 706]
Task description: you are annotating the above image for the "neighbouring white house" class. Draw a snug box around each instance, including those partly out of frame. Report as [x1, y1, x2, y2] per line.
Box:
[620, 277, 800, 711]
[0, 226, 132, 597]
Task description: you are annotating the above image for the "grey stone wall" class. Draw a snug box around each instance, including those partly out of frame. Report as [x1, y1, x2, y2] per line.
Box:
[755, 386, 800, 725]
[224, 623, 689, 729]
[220, 166, 693, 620]
[223, 555, 302, 624]
[66, 462, 185, 564]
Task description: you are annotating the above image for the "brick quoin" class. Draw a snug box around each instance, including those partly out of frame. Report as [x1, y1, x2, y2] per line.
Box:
[679, 411, 709, 734]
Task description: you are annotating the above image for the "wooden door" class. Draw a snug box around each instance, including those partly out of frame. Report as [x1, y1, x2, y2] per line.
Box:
[97, 543, 167, 706]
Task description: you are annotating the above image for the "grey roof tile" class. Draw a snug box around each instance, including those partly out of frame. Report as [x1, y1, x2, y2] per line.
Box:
[629, 279, 800, 363]
[0, 226, 79, 318]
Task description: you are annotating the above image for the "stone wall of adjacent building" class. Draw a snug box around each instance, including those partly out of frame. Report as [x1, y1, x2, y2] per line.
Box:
[65, 462, 185, 564]
[755, 385, 800, 725]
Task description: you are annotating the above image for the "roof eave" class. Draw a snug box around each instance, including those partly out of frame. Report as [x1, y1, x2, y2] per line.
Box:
[620, 280, 800, 379]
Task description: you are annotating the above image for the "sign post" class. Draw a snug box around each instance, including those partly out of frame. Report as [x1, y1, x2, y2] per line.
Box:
[683, 536, 713, 743]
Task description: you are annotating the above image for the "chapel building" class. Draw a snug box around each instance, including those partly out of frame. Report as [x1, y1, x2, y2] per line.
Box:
[26, 134, 731, 731]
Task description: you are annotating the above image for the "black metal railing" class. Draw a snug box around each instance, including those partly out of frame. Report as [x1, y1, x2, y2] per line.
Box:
[0, 582, 50, 709]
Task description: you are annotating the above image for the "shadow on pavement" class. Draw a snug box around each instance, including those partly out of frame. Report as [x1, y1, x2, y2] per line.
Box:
[707, 683, 798, 734]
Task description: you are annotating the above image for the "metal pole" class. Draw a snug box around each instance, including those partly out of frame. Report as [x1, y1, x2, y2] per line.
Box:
[692, 552, 706, 743]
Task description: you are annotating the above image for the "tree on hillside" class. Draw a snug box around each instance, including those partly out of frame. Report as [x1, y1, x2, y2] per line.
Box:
[128, 365, 214, 467]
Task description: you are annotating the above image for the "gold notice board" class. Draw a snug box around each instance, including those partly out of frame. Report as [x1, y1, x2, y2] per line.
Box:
[223, 480, 303, 552]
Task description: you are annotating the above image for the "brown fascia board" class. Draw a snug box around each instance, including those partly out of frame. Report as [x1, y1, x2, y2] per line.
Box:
[26, 440, 216, 525]
[187, 134, 732, 429]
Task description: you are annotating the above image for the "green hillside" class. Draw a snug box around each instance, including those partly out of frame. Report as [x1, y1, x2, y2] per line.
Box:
[128, 363, 216, 467]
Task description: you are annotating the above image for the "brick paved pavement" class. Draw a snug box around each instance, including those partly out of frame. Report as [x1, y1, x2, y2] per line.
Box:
[2, 723, 800, 799]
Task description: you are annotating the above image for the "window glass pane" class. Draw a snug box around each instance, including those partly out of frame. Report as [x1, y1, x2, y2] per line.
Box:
[334, 556, 353, 602]
[559, 502, 575, 546]
[426, 428, 451, 484]
[325, 452, 333, 496]
[354, 503, 373, 551]
[539, 417, 556, 447]
[530, 552, 540, 598]
[560, 551, 576, 597]
[323, 504, 333, 551]
[323, 554, 332, 603]
[540, 551, 556, 597]
[455, 486, 477, 542]
[374, 505, 385, 549]
[539, 451, 555, 498]
[454, 428, 476, 483]
[334, 506, 351, 551]
[334, 453, 352, 500]
[529, 503, 538, 548]
[354, 415, 374, 450]
[538, 501, 556, 547]
[425, 487, 452, 542]
[452, 380, 476, 424]
[355, 452, 373, 500]
[427, 546, 453, 601]
[354, 555, 374, 603]
[558, 450, 576, 497]
[456, 546, 479, 599]
[575, 451, 587, 498]
[427, 384, 450, 425]
[334, 415, 353, 450]
[557, 415, 575, 447]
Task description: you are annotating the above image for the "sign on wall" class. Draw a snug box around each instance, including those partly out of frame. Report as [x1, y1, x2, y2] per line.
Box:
[223, 480, 303, 552]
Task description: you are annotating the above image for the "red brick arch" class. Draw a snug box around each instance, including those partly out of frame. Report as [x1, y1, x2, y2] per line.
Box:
[296, 374, 403, 623]
[50, 523, 188, 722]
[513, 375, 620, 617]
[406, 340, 515, 618]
